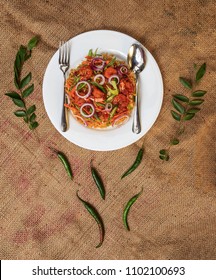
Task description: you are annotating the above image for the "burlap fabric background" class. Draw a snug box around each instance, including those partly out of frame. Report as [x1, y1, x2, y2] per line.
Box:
[0, 0, 215, 260]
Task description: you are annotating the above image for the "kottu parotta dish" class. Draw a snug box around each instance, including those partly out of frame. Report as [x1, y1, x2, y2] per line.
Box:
[65, 49, 136, 129]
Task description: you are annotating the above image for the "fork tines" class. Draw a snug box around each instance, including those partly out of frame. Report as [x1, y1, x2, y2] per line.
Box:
[59, 41, 70, 65]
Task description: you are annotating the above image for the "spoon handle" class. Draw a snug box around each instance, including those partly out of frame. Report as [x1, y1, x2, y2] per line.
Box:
[132, 73, 141, 134]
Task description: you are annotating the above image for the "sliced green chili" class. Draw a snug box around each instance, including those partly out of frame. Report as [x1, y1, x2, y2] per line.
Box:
[123, 188, 143, 231]
[121, 145, 144, 179]
[91, 161, 105, 200]
[90, 81, 106, 93]
[49, 147, 73, 179]
[104, 56, 116, 69]
[76, 191, 104, 248]
[109, 106, 117, 119]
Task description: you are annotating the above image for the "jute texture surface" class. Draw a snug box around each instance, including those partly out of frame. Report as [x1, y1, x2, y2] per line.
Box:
[0, 0, 216, 260]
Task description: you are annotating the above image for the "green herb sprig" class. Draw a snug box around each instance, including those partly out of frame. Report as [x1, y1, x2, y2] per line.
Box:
[5, 36, 39, 130]
[159, 63, 207, 161]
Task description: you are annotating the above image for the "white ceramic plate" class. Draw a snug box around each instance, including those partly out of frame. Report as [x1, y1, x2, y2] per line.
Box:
[42, 30, 163, 151]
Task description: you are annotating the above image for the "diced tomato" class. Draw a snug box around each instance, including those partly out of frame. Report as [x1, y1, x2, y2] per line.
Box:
[104, 67, 117, 78]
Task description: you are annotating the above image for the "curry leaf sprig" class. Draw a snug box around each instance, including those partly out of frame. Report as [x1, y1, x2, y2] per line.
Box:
[5, 36, 39, 130]
[159, 63, 207, 161]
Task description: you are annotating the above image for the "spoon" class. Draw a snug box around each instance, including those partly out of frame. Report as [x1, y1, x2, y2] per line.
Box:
[127, 43, 145, 134]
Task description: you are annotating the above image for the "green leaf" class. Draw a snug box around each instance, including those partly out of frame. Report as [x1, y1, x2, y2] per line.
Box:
[27, 36, 39, 50]
[192, 90, 207, 97]
[187, 108, 201, 114]
[27, 104, 36, 115]
[159, 149, 167, 155]
[22, 84, 34, 98]
[159, 154, 169, 161]
[23, 116, 29, 123]
[12, 98, 25, 108]
[20, 72, 32, 89]
[173, 94, 189, 103]
[18, 45, 27, 62]
[159, 149, 169, 161]
[14, 52, 21, 74]
[183, 113, 195, 121]
[196, 63, 206, 81]
[5, 91, 21, 100]
[14, 110, 26, 117]
[172, 98, 185, 114]
[179, 77, 192, 89]
[171, 110, 181, 121]
[189, 99, 204, 106]
[170, 138, 179, 145]
[29, 121, 39, 130]
[29, 113, 36, 122]
[14, 75, 20, 89]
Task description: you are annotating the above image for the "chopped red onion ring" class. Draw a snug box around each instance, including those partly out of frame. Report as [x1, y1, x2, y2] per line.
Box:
[117, 65, 128, 77]
[108, 74, 120, 84]
[74, 115, 87, 126]
[112, 115, 129, 127]
[75, 81, 91, 99]
[105, 103, 112, 112]
[90, 57, 106, 71]
[80, 103, 95, 118]
[94, 74, 105, 85]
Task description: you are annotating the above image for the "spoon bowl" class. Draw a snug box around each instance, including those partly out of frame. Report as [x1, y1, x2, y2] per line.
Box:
[127, 43, 146, 134]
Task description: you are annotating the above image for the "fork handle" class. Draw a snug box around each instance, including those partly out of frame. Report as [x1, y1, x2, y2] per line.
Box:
[61, 74, 67, 132]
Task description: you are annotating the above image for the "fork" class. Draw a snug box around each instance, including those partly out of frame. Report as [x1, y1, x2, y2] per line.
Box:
[59, 41, 70, 132]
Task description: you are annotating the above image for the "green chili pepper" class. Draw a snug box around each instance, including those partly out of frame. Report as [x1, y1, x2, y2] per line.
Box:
[88, 49, 93, 57]
[90, 81, 106, 93]
[123, 188, 143, 231]
[104, 56, 116, 69]
[109, 106, 117, 119]
[121, 145, 144, 179]
[91, 161, 105, 200]
[76, 191, 105, 248]
[49, 147, 73, 180]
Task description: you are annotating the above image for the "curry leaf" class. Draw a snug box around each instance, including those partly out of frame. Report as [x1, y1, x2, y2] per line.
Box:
[172, 99, 185, 114]
[20, 72, 32, 89]
[192, 90, 207, 97]
[187, 108, 200, 114]
[173, 94, 189, 103]
[27, 36, 39, 50]
[183, 113, 195, 121]
[179, 77, 192, 89]
[189, 99, 204, 106]
[196, 63, 206, 81]
[170, 138, 179, 145]
[14, 110, 26, 117]
[5, 92, 21, 100]
[22, 84, 34, 98]
[27, 105, 36, 115]
[171, 110, 181, 121]
[12, 98, 25, 108]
